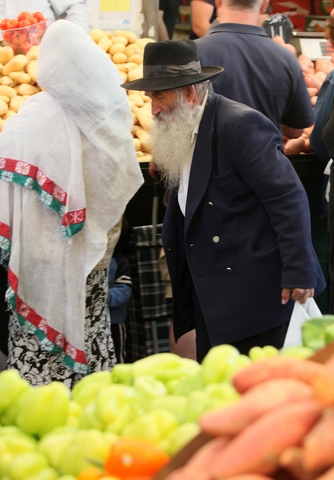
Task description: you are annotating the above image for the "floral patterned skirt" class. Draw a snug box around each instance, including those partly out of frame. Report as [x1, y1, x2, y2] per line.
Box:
[7, 268, 116, 389]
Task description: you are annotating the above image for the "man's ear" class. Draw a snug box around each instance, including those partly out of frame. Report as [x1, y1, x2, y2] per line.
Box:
[215, 0, 222, 8]
[260, 0, 270, 14]
[184, 85, 196, 102]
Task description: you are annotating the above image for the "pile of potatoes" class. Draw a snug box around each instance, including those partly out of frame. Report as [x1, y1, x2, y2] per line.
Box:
[0, 28, 155, 162]
[89, 28, 154, 162]
[0, 44, 40, 130]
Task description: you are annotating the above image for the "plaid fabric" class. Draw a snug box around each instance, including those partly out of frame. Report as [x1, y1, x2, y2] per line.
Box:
[125, 224, 173, 362]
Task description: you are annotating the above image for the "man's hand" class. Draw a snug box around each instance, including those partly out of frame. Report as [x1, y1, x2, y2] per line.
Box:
[281, 288, 314, 305]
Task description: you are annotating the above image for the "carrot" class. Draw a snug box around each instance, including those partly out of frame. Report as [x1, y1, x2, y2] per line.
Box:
[199, 378, 314, 437]
[278, 447, 318, 480]
[183, 436, 229, 472]
[232, 357, 334, 398]
[208, 400, 323, 479]
[163, 466, 212, 480]
[303, 407, 334, 472]
[317, 466, 334, 480]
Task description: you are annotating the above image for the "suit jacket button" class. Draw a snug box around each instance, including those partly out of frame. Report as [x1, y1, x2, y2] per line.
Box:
[213, 236, 220, 243]
[226, 267, 232, 272]
[208, 201, 214, 207]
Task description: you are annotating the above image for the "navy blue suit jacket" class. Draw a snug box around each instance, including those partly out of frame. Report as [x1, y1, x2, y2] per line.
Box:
[162, 92, 326, 345]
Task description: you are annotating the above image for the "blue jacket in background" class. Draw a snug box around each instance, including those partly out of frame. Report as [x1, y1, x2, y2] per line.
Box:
[108, 252, 132, 324]
[310, 70, 334, 161]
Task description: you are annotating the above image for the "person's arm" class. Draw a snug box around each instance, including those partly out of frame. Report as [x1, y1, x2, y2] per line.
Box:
[50, 1, 90, 32]
[158, 10, 170, 41]
[108, 254, 132, 308]
[281, 125, 305, 139]
[191, 0, 215, 38]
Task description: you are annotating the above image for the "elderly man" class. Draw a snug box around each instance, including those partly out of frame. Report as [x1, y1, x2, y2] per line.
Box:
[121, 40, 326, 362]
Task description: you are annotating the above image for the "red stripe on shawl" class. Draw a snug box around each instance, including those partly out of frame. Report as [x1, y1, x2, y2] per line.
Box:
[7, 268, 87, 365]
[0, 221, 10, 239]
[62, 208, 86, 226]
[1, 158, 67, 205]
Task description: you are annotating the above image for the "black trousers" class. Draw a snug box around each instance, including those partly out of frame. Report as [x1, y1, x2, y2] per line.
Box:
[192, 287, 290, 363]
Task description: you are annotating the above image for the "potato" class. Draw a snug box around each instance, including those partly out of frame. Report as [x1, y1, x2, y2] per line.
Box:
[127, 53, 143, 65]
[104, 30, 112, 39]
[124, 43, 142, 58]
[137, 107, 153, 131]
[0, 118, 5, 130]
[0, 95, 9, 104]
[0, 76, 15, 87]
[127, 65, 143, 82]
[133, 137, 141, 151]
[9, 71, 31, 84]
[26, 45, 40, 60]
[98, 37, 112, 52]
[26, 60, 37, 83]
[0, 98, 8, 115]
[0, 46, 14, 66]
[90, 29, 107, 43]
[113, 29, 138, 44]
[108, 43, 126, 55]
[18, 84, 40, 96]
[2, 109, 16, 120]
[9, 95, 26, 112]
[112, 52, 128, 64]
[112, 35, 128, 46]
[2, 55, 29, 76]
[127, 93, 144, 107]
[134, 126, 152, 152]
[0, 85, 17, 99]
[135, 38, 155, 49]
[118, 70, 127, 83]
[115, 62, 137, 73]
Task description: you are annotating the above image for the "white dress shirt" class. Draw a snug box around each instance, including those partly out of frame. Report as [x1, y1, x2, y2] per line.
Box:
[178, 89, 208, 216]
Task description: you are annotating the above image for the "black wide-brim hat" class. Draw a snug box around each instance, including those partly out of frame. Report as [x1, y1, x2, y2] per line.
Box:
[120, 39, 223, 91]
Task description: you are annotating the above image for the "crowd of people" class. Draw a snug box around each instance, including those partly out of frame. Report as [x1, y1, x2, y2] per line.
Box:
[0, 1, 334, 382]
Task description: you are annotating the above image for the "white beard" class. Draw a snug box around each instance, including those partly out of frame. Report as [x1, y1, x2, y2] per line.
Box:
[150, 97, 202, 189]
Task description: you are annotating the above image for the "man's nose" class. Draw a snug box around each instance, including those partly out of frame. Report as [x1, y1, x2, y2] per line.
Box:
[151, 102, 163, 116]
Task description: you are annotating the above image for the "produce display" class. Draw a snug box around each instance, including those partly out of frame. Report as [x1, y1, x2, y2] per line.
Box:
[165, 353, 334, 480]
[0, 340, 324, 480]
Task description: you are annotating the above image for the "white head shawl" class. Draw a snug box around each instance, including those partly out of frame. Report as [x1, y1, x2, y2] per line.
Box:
[0, 20, 144, 373]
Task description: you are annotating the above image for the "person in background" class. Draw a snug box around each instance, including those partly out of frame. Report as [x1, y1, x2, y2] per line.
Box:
[108, 218, 133, 364]
[195, 0, 315, 139]
[121, 39, 326, 363]
[0, 20, 143, 386]
[158, 0, 179, 40]
[0, 0, 90, 37]
[189, 0, 216, 39]
[323, 8, 334, 314]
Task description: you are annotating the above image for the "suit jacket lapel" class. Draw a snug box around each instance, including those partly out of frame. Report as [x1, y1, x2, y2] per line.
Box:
[185, 93, 219, 232]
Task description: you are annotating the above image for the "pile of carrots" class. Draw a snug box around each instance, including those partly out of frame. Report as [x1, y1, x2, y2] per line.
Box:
[163, 354, 334, 480]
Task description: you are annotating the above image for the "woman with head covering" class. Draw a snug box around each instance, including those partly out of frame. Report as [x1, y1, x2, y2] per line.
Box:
[0, 19, 144, 387]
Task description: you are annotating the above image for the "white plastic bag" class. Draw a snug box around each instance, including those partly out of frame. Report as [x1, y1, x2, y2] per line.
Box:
[283, 298, 323, 347]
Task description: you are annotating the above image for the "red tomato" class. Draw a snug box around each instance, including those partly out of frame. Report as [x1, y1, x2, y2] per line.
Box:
[3, 31, 13, 41]
[29, 17, 38, 24]
[0, 18, 10, 30]
[104, 438, 170, 479]
[19, 19, 32, 27]
[33, 12, 45, 22]
[7, 19, 19, 28]
[17, 11, 31, 22]
[19, 41, 32, 53]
